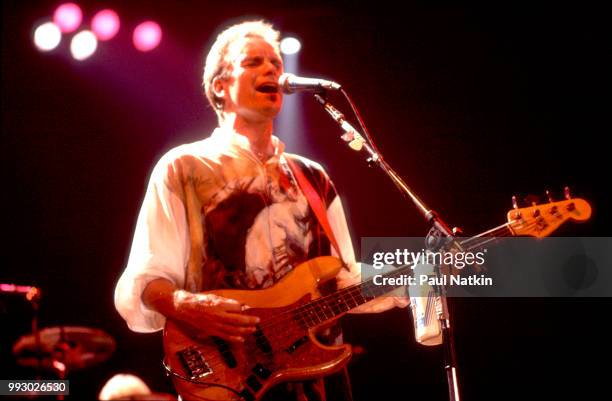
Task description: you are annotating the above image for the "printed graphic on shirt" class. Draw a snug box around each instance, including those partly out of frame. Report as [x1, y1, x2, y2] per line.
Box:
[200, 157, 335, 290]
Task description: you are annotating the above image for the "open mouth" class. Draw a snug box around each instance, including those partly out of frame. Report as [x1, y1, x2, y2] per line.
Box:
[256, 83, 279, 94]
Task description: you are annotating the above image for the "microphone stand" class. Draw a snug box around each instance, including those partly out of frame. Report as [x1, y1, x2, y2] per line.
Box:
[31, 293, 42, 380]
[313, 94, 462, 401]
[1, 285, 43, 379]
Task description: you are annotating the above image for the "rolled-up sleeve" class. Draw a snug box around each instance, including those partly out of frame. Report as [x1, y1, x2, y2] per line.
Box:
[114, 161, 190, 332]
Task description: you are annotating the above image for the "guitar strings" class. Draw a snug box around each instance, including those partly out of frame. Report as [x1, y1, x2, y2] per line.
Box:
[267, 214, 552, 329]
[252, 219, 532, 335]
[257, 220, 525, 328]
[249, 219, 538, 344]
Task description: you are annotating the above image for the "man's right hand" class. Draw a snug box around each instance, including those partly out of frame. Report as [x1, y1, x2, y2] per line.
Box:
[142, 278, 259, 343]
[172, 290, 259, 343]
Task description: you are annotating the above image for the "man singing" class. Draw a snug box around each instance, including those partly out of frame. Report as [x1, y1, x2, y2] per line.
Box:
[115, 19, 406, 400]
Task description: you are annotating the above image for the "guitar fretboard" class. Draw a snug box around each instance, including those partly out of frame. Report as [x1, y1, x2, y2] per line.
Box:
[293, 263, 414, 328]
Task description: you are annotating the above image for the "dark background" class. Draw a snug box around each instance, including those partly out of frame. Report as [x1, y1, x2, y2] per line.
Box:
[2, 1, 610, 400]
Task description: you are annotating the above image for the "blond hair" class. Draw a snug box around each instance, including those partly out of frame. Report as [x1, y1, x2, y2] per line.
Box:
[202, 20, 280, 122]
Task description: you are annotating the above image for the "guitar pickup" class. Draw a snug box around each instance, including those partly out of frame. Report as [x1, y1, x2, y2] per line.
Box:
[254, 326, 273, 354]
[286, 336, 309, 354]
[212, 336, 237, 368]
[178, 346, 212, 379]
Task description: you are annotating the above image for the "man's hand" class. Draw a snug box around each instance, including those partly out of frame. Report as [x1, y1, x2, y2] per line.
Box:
[173, 290, 259, 343]
[142, 278, 259, 343]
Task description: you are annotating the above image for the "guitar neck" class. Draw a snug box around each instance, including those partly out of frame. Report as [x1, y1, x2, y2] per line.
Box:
[295, 264, 414, 328]
[458, 223, 514, 252]
[295, 190, 594, 328]
[295, 223, 516, 328]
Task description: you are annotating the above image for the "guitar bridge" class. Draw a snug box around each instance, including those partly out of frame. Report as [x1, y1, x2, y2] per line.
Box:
[178, 346, 212, 379]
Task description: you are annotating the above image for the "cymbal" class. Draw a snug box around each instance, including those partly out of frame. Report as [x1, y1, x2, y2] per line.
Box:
[12, 326, 116, 372]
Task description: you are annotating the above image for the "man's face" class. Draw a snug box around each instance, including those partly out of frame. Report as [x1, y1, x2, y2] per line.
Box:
[220, 36, 284, 122]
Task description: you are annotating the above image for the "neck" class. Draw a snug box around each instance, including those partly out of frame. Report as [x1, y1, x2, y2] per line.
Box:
[221, 113, 274, 157]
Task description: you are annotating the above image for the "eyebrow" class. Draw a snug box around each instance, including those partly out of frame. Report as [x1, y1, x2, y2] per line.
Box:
[241, 55, 282, 66]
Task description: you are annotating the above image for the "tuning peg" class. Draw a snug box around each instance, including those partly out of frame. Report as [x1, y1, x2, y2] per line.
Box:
[452, 227, 463, 235]
[546, 190, 554, 203]
[563, 186, 576, 211]
[511, 195, 522, 220]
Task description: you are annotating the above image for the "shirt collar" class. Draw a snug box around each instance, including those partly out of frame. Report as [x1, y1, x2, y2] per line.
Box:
[211, 126, 285, 158]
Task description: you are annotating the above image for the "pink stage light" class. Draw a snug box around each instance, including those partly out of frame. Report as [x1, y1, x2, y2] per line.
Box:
[132, 21, 162, 52]
[53, 3, 82, 33]
[92, 9, 120, 41]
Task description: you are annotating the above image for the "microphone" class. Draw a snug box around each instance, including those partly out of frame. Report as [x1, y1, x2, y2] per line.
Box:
[278, 73, 341, 94]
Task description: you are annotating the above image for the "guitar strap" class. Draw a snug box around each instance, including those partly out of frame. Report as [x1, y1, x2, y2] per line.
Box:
[284, 156, 343, 261]
[287, 151, 439, 385]
[285, 155, 355, 401]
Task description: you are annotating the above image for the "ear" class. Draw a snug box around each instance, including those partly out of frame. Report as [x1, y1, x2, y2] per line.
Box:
[212, 76, 226, 100]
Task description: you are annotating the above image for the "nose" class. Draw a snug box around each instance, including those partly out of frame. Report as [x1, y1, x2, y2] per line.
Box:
[263, 58, 281, 77]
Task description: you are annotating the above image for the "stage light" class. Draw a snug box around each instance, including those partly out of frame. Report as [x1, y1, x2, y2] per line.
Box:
[132, 21, 162, 52]
[53, 3, 82, 33]
[280, 37, 301, 55]
[92, 9, 120, 41]
[276, 38, 305, 153]
[70, 30, 98, 61]
[33, 22, 62, 51]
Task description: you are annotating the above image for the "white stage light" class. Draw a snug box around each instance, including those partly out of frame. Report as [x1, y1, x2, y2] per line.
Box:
[70, 30, 98, 61]
[280, 37, 301, 55]
[33, 22, 62, 51]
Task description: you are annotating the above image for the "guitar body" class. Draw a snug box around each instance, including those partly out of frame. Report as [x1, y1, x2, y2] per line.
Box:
[163, 256, 353, 401]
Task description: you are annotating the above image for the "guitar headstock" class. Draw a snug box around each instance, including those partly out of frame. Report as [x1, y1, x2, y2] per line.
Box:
[507, 189, 592, 237]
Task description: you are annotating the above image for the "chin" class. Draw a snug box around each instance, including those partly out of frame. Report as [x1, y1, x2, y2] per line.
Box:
[262, 105, 282, 119]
